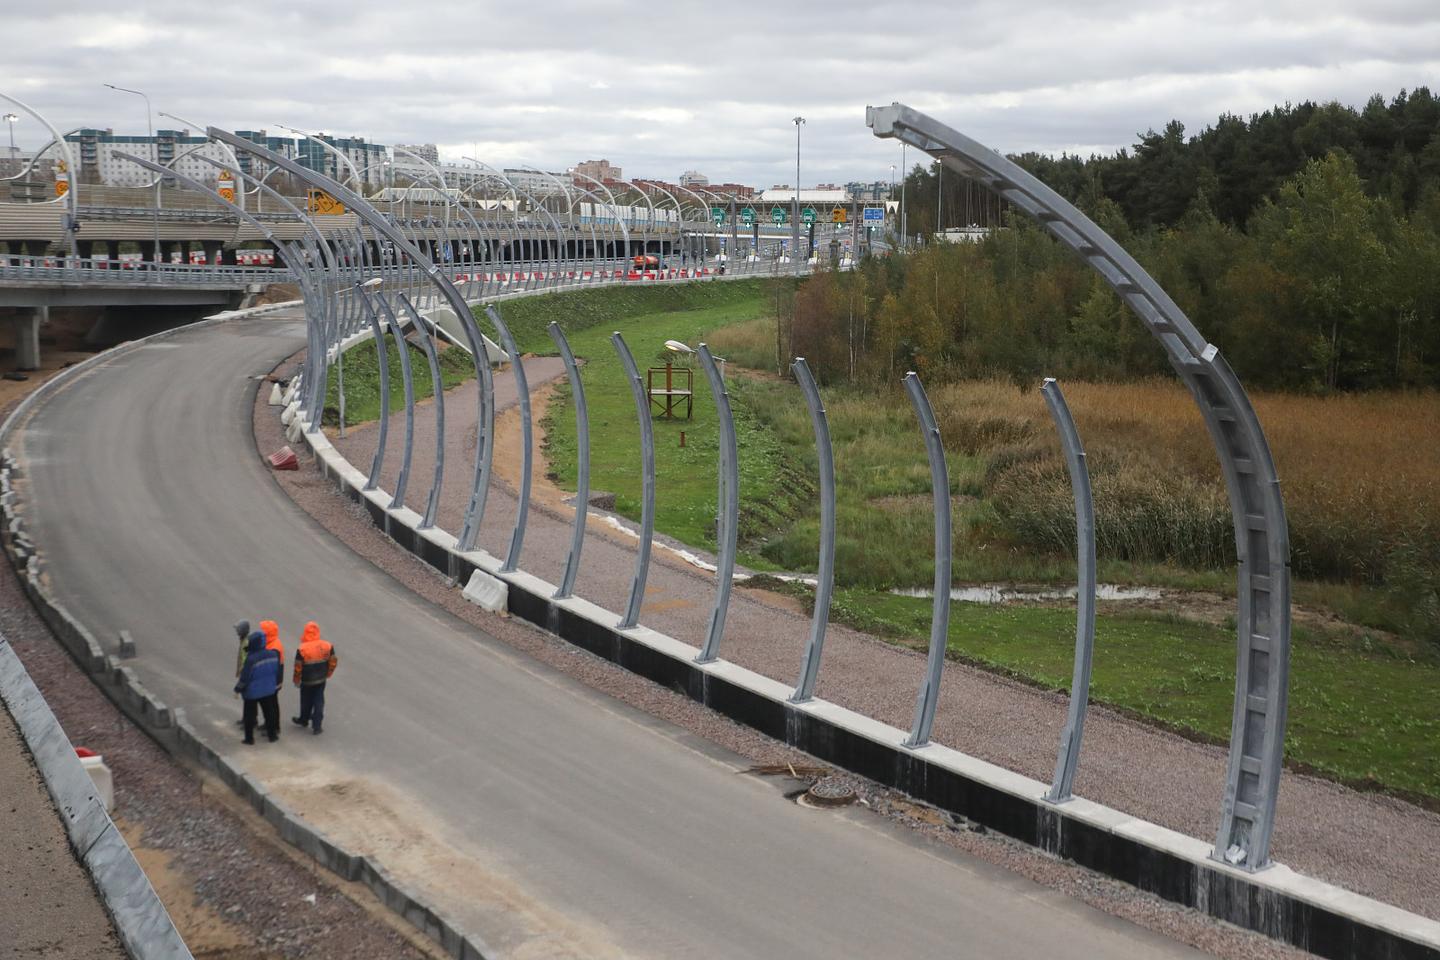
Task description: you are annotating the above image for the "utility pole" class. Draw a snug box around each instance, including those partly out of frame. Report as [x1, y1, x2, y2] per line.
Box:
[792, 115, 804, 272]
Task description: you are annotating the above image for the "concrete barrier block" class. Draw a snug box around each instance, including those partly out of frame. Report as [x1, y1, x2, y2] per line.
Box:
[268, 382, 284, 406]
[462, 570, 507, 613]
[117, 629, 137, 659]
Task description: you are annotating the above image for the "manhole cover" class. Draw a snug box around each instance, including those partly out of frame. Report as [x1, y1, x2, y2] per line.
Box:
[804, 777, 856, 807]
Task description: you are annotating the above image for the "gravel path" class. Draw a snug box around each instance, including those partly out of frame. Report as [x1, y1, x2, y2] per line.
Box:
[1, 391, 447, 959]
[317, 349, 1440, 924]
[254, 352, 1329, 960]
[0, 687, 125, 960]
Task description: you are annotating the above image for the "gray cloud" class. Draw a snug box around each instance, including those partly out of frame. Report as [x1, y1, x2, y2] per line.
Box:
[2, 1, 1436, 187]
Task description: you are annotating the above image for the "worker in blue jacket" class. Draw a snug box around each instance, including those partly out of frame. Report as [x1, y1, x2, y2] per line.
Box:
[234, 629, 282, 744]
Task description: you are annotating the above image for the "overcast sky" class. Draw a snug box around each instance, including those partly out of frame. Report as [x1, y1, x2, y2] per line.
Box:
[3, 1, 1437, 187]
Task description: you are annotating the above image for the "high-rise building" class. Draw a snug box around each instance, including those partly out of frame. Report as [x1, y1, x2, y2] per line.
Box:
[572, 159, 622, 184]
[679, 170, 708, 187]
[395, 143, 439, 164]
[66, 128, 233, 188]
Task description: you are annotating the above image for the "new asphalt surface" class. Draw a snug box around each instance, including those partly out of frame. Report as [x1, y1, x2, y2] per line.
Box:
[15, 315, 1207, 958]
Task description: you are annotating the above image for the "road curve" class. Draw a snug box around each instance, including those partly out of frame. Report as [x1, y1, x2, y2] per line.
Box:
[16, 314, 1207, 959]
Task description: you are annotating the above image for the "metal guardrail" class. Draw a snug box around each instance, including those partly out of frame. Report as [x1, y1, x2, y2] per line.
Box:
[0, 257, 286, 286]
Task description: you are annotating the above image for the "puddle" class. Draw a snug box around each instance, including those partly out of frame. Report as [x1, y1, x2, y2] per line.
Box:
[890, 584, 1162, 604]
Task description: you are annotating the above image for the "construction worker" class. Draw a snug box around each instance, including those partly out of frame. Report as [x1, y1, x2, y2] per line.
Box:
[234, 630, 282, 744]
[291, 621, 338, 735]
[258, 619, 285, 677]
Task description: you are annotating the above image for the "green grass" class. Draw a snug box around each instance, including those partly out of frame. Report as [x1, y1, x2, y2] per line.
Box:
[480, 278, 780, 356]
[764, 584, 1440, 801]
[505, 283, 810, 550]
[322, 337, 475, 426]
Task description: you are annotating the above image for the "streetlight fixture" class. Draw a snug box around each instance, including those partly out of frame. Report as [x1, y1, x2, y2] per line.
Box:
[3, 114, 17, 175]
[792, 116, 804, 271]
[104, 83, 161, 264]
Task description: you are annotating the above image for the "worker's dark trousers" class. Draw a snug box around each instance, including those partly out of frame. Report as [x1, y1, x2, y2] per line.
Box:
[298, 683, 327, 732]
[243, 694, 280, 741]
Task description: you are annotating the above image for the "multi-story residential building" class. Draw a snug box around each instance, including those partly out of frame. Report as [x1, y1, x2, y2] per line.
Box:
[679, 170, 708, 187]
[65, 128, 233, 188]
[571, 159, 622, 184]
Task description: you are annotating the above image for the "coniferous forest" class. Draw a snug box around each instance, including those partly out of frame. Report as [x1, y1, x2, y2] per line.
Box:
[818, 89, 1440, 392]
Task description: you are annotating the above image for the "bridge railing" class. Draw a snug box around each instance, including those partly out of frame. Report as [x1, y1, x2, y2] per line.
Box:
[0, 256, 288, 286]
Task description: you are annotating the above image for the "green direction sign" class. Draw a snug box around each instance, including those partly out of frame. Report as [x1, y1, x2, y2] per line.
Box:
[740, 206, 756, 225]
[710, 206, 726, 225]
[802, 206, 817, 225]
[771, 206, 787, 225]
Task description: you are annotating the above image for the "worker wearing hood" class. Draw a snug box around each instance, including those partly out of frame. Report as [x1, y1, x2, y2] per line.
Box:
[234, 630, 282, 744]
[291, 621, 338, 735]
[258, 619, 285, 674]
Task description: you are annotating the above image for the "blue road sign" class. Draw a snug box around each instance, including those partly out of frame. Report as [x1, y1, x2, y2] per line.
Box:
[863, 207, 884, 222]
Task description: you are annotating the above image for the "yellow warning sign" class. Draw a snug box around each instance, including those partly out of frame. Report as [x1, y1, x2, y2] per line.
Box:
[218, 170, 236, 203]
[307, 188, 346, 216]
[55, 175, 69, 198]
[831, 206, 847, 223]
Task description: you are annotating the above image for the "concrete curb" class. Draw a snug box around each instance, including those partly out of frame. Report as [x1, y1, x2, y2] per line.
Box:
[288, 292, 1438, 960]
[0, 634, 191, 960]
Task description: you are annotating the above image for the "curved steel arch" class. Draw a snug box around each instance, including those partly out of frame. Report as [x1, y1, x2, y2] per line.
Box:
[868, 102, 1291, 870]
[0, 94, 81, 258]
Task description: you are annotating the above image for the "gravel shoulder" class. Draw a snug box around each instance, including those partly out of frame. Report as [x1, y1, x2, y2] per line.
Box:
[262, 352, 1320, 960]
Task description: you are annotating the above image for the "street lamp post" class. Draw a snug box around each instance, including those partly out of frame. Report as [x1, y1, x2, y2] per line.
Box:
[936, 159, 942, 243]
[104, 83, 161, 265]
[3, 114, 16, 175]
[792, 115, 804, 272]
[901, 143, 907, 250]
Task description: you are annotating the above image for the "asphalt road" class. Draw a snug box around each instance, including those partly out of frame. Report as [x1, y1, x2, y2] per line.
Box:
[17, 316, 1207, 959]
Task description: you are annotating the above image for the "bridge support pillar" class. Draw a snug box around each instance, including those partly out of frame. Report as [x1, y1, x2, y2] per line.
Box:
[179, 241, 192, 264]
[160, 241, 177, 265]
[138, 241, 157, 265]
[104, 241, 120, 267]
[13, 307, 45, 371]
[77, 240, 94, 262]
[23, 240, 48, 257]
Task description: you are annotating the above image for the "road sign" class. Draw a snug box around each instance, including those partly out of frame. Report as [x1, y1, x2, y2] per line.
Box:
[740, 206, 756, 225]
[711, 206, 726, 225]
[55, 159, 69, 198]
[802, 206, 817, 225]
[863, 206, 884, 222]
[771, 206, 787, 225]
[831, 206, 847, 223]
[218, 170, 236, 203]
[307, 188, 346, 216]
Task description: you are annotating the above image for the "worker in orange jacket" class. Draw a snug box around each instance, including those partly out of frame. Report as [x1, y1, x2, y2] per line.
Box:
[291, 621, 338, 735]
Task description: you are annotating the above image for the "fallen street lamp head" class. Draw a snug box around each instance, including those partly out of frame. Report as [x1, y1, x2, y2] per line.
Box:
[362, 276, 385, 288]
[664, 339, 694, 354]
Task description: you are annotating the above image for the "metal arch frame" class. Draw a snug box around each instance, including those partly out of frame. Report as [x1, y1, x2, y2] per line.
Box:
[517, 161, 601, 281]
[210, 128, 503, 553]
[636, 179, 685, 250]
[672, 182, 714, 262]
[0, 94, 81, 258]
[612, 332, 655, 630]
[1041, 378, 1096, 803]
[463, 160, 540, 287]
[789, 357, 836, 702]
[868, 102, 1292, 870]
[615, 179, 657, 240]
[277, 123, 364, 193]
[126, 150, 334, 406]
[395, 291, 446, 529]
[549, 322, 589, 599]
[353, 283, 393, 492]
[0, 125, 84, 184]
[157, 112, 248, 214]
[459, 168, 524, 288]
[366, 288, 418, 510]
[901, 371, 951, 748]
[483, 305, 533, 571]
[570, 170, 633, 267]
[694, 343, 738, 664]
[193, 155, 339, 419]
[412, 186, 500, 555]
